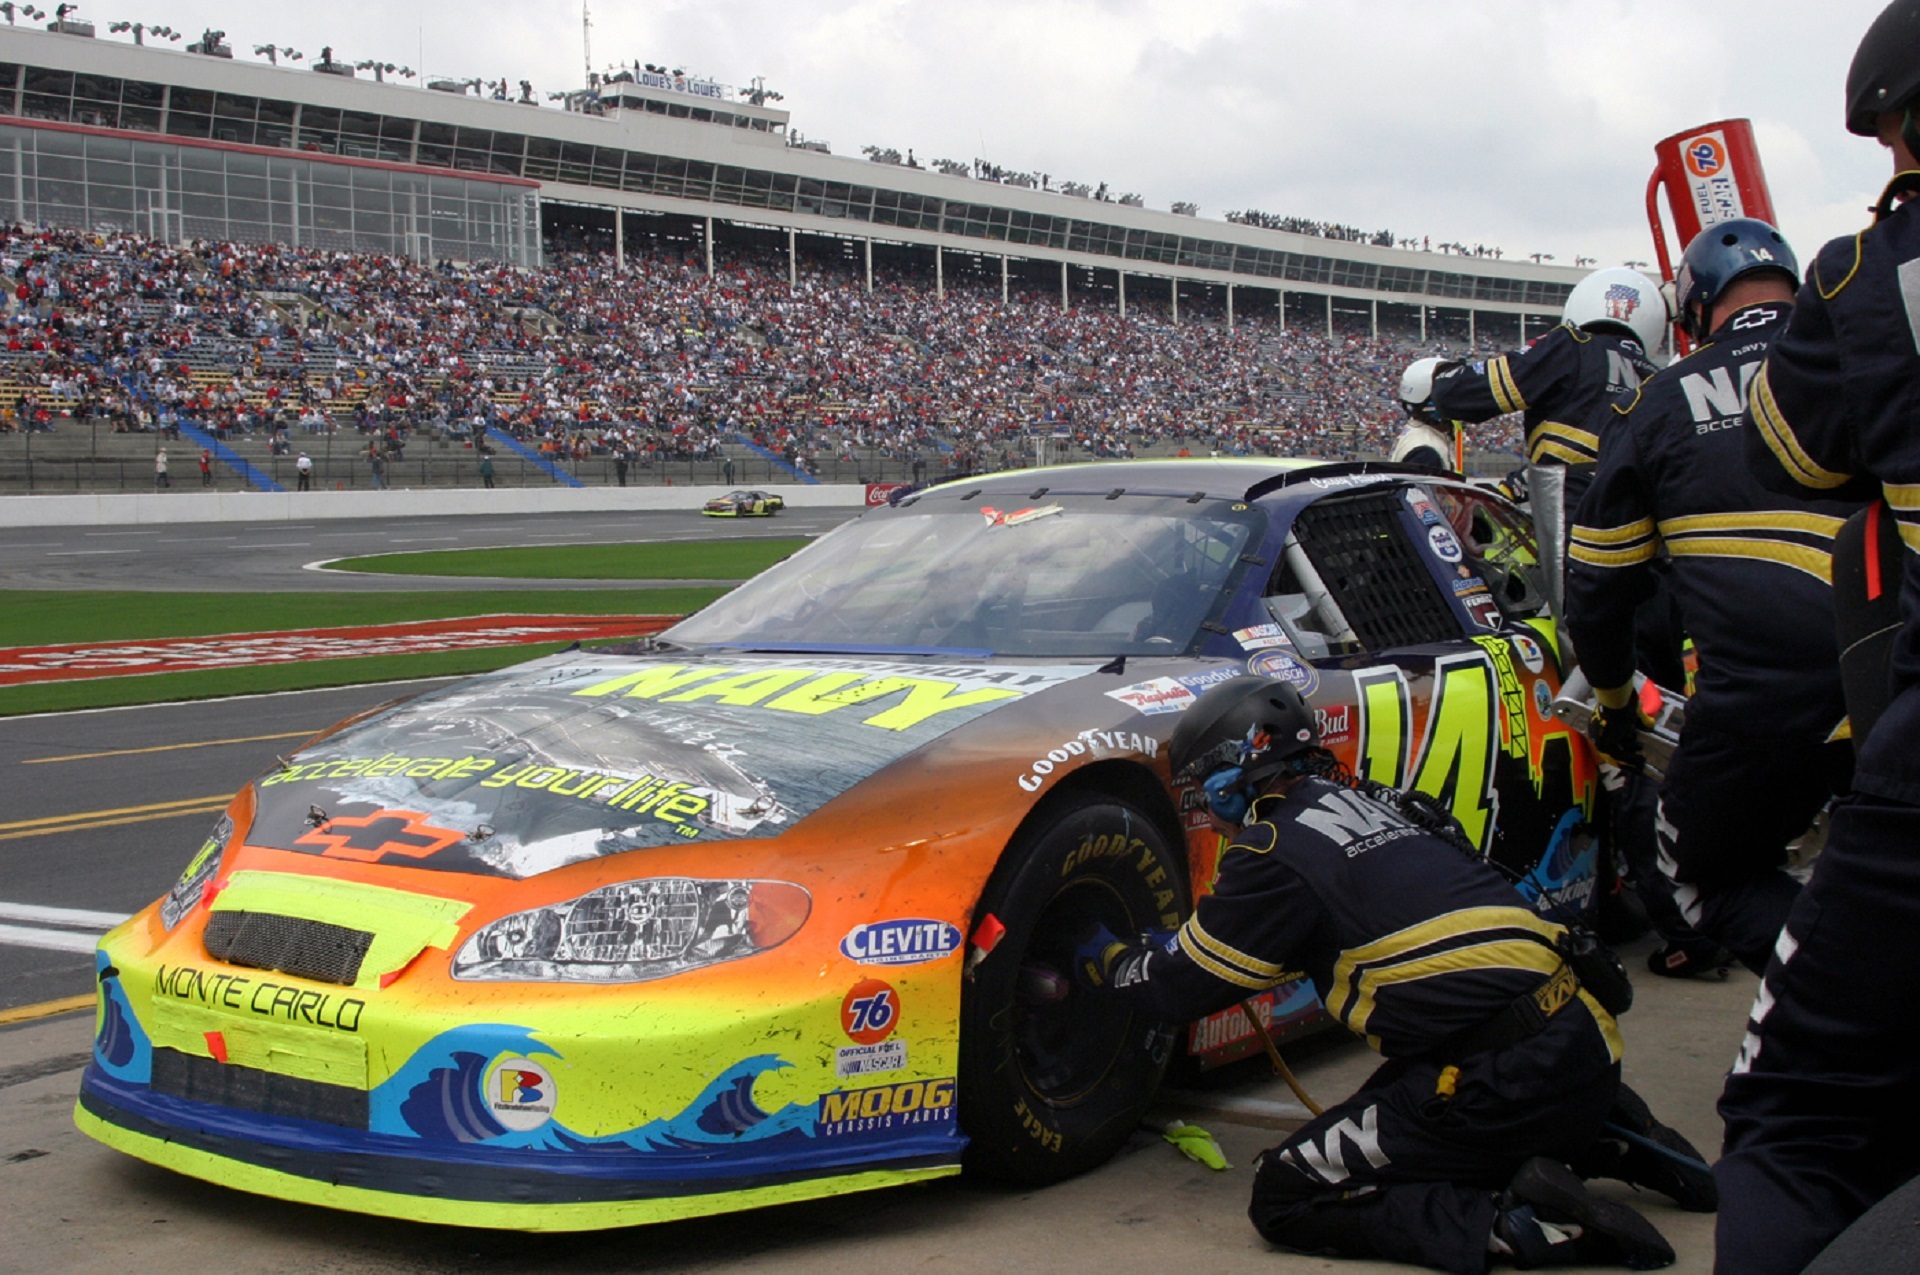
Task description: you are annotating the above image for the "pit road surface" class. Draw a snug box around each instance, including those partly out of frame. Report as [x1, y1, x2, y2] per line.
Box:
[3, 947, 1732, 1275]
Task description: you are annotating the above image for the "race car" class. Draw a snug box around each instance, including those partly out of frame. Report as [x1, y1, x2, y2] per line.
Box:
[78, 459, 1600, 1231]
[702, 490, 782, 517]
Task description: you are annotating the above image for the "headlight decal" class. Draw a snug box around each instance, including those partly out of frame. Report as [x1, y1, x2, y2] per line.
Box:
[451, 877, 810, 982]
[159, 814, 233, 931]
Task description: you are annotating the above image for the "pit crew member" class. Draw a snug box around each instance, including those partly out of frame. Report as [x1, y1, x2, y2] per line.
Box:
[1080, 677, 1709, 1273]
[1564, 219, 1857, 977]
[1717, 5, 1920, 1269]
[1430, 268, 1664, 514]
[1390, 356, 1461, 471]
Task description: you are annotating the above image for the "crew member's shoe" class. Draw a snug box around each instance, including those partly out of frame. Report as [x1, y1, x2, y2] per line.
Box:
[1571, 1084, 1718, 1213]
[1495, 1157, 1675, 1269]
[1646, 939, 1732, 980]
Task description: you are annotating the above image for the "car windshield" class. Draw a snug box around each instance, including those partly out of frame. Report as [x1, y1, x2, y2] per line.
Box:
[669, 488, 1264, 656]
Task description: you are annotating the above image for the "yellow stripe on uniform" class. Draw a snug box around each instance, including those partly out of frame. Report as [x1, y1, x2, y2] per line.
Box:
[1529, 439, 1595, 467]
[1881, 482, 1920, 514]
[1532, 421, 1600, 455]
[1182, 914, 1289, 982]
[1175, 917, 1277, 991]
[1569, 541, 1659, 568]
[1489, 356, 1528, 414]
[1325, 907, 1561, 1022]
[1895, 521, 1920, 555]
[1577, 990, 1624, 1063]
[1570, 518, 1655, 547]
[1664, 537, 1833, 583]
[1749, 363, 1854, 491]
[1341, 938, 1565, 1039]
[1658, 511, 1846, 539]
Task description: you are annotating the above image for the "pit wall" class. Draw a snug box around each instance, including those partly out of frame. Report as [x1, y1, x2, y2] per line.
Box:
[0, 485, 869, 528]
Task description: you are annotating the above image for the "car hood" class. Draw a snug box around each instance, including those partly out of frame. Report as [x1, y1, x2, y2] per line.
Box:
[243, 650, 1103, 879]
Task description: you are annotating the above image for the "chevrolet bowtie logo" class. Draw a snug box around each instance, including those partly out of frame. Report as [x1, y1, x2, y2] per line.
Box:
[296, 809, 467, 862]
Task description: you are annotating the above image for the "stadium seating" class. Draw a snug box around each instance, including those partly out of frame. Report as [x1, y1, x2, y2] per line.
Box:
[0, 224, 1523, 492]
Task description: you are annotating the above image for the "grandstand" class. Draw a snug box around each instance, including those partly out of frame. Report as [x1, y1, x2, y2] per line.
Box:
[0, 21, 1547, 492]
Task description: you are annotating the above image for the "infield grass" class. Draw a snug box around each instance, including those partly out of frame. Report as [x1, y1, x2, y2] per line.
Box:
[326, 539, 808, 580]
[0, 587, 728, 716]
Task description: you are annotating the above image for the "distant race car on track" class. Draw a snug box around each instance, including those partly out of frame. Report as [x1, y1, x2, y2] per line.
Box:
[702, 489, 783, 517]
[78, 459, 1601, 1231]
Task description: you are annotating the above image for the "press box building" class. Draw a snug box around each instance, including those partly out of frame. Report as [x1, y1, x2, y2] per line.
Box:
[0, 22, 1584, 347]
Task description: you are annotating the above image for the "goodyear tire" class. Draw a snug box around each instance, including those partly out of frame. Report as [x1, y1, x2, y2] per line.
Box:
[959, 791, 1190, 1186]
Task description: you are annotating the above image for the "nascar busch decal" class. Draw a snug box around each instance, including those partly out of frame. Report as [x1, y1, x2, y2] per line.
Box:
[840, 919, 962, 966]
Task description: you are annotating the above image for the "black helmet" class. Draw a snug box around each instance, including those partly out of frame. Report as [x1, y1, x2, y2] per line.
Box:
[1674, 219, 1799, 341]
[1169, 676, 1319, 785]
[1848, 3, 1920, 136]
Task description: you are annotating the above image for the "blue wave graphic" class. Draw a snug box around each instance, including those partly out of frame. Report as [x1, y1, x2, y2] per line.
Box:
[395, 1050, 509, 1143]
[373, 1025, 816, 1155]
[92, 952, 151, 1083]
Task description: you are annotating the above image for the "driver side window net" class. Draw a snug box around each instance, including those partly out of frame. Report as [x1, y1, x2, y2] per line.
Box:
[1264, 490, 1463, 653]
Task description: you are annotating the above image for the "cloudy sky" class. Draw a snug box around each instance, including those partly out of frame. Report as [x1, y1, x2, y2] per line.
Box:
[112, 0, 1899, 270]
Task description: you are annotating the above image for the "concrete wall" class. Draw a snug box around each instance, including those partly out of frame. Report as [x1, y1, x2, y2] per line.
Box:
[0, 484, 866, 528]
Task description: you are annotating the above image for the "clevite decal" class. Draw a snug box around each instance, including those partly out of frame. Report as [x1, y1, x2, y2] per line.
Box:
[840, 919, 962, 966]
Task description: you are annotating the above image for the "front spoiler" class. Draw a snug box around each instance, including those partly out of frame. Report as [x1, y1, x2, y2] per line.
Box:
[76, 1067, 958, 1231]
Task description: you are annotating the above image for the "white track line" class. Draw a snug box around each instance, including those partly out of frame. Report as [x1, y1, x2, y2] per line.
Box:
[0, 902, 132, 929]
[0, 923, 109, 953]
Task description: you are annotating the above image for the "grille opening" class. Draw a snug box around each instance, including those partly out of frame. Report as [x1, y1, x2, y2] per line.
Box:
[1285, 490, 1463, 651]
[150, 1047, 367, 1129]
[202, 910, 374, 987]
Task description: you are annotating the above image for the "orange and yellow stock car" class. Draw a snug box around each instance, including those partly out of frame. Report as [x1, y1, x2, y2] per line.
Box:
[78, 460, 1601, 1229]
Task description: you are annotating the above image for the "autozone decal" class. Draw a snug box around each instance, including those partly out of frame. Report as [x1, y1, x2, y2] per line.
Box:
[0, 615, 676, 686]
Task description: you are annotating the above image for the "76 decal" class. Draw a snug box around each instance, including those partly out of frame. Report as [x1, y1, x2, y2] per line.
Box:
[837, 978, 908, 1078]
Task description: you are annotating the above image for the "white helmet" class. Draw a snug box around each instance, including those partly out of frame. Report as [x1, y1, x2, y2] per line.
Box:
[1561, 267, 1668, 354]
[1399, 356, 1445, 410]
[1390, 422, 1453, 469]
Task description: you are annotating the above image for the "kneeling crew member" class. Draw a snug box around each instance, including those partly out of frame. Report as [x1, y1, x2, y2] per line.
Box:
[1079, 677, 1706, 1274]
[1565, 219, 1857, 976]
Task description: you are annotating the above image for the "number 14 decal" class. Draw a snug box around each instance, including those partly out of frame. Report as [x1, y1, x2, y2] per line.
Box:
[1353, 654, 1499, 851]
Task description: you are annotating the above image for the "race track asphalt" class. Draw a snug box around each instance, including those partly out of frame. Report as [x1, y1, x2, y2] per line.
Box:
[0, 507, 857, 591]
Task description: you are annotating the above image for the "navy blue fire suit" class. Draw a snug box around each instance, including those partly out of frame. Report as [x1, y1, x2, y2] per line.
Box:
[1564, 300, 1857, 974]
[1431, 323, 1658, 511]
[1717, 179, 1920, 1275]
[1110, 777, 1623, 1275]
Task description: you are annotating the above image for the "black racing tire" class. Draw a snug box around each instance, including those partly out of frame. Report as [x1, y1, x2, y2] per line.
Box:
[959, 790, 1190, 1186]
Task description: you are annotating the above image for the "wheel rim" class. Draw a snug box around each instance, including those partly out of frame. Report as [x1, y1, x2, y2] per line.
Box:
[1009, 874, 1141, 1106]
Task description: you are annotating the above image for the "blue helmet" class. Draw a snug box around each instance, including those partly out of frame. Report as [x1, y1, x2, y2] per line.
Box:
[1674, 218, 1799, 341]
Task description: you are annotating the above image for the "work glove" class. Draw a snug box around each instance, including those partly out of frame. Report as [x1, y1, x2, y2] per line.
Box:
[1500, 466, 1530, 505]
[1074, 923, 1131, 992]
[1588, 697, 1645, 770]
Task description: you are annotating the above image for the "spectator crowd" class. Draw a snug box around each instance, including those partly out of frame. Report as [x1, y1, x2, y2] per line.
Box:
[0, 221, 1522, 474]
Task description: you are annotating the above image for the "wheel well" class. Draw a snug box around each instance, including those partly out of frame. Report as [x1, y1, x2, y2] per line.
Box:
[1009, 760, 1187, 875]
